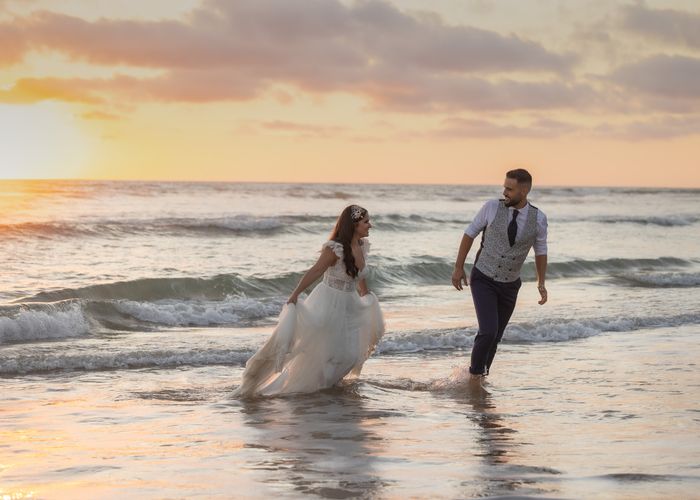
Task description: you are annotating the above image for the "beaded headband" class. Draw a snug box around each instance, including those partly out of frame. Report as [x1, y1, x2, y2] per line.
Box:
[350, 205, 367, 222]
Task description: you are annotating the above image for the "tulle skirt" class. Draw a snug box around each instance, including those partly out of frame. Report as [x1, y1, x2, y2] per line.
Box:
[233, 282, 385, 397]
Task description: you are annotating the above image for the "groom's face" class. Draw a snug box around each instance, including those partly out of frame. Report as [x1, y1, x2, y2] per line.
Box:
[503, 178, 528, 207]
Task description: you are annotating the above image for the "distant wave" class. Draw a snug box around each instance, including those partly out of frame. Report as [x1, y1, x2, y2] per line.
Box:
[20, 274, 299, 302]
[16, 256, 695, 306]
[372, 256, 695, 286]
[541, 257, 693, 279]
[592, 215, 700, 227]
[0, 216, 322, 239]
[6, 213, 696, 239]
[611, 272, 700, 288]
[1, 213, 469, 240]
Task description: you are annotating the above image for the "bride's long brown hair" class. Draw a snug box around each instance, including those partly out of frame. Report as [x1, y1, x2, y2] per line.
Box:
[329, 205, 368, 278]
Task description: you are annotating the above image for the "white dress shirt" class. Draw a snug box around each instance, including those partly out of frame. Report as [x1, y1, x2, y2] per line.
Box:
[465, 199, 548, 256]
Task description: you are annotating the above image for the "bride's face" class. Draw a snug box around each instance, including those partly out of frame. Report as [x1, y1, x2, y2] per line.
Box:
[354, 216, 372, 238]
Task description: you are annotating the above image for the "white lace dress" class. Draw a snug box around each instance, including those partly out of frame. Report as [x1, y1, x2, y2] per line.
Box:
[234, 239, 385, 397]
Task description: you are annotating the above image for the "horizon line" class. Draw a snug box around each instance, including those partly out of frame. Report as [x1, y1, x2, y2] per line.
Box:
[0, 177, 698, 190]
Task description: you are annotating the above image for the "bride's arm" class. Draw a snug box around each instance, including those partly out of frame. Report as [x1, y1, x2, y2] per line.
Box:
[357, 278, 369, 297]
[287, 247, 338, 304]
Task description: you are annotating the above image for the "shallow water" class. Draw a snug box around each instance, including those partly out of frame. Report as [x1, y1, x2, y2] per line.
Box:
[1, 181, 699, 498]
[2, 325, 698, 499]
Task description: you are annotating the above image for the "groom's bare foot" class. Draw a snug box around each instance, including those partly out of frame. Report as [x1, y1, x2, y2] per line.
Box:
[467, 373, 490, 393]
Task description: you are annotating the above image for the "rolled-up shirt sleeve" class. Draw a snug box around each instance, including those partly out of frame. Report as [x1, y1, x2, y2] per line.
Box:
[534, 212, 548, 256]
[465, 201, 491, 238]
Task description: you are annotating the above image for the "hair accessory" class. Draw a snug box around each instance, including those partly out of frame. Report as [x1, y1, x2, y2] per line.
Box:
[350, 205, 367, 222]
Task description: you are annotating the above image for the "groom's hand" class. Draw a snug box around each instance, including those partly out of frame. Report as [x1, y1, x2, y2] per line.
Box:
[452, 268, 468, 291]
[537, 284, 548, 305]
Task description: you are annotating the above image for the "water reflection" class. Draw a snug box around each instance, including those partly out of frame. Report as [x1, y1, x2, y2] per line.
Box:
[455, 386, 562, 498]
[462, 387, 516, 465]
[238, 384, 387, 498]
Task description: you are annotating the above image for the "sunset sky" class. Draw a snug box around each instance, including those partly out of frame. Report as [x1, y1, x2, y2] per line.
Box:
[1, 0, 699, 186]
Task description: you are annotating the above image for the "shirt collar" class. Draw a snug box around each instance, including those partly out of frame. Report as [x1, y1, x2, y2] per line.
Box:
[508, 202, 529, 215]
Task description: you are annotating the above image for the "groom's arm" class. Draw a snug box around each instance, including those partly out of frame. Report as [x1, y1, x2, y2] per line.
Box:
[453, 202, 490, 291]
[535, 255, 547, 305]
[452, 234, 474, 291]
[534, 211, 548, 305]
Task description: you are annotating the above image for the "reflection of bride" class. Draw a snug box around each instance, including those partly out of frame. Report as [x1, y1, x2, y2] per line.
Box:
[234, 205, 385, 398]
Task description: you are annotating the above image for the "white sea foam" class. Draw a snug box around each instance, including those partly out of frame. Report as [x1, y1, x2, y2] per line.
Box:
[0, 297, 283, 343]
[0, 303, 90, 344]
[375, 313, 700, 354]
[114, 297, 281, 327]
[429, 365, 478, 392]
[506, 313, 700, 343]
[376, 329, 473, 354]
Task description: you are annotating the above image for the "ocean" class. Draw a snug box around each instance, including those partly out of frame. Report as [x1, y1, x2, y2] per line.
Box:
[1, 180, 699, 499]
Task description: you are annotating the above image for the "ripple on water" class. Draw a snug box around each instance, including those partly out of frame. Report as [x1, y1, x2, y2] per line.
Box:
[129, 388, 214, 402]
[599, 473, 675, 482]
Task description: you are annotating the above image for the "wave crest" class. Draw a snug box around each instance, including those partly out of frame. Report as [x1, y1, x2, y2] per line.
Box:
[0, 303, 89, 344]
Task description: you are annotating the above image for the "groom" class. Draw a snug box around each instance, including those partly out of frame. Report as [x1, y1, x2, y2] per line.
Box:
[452, 169, 548, 380]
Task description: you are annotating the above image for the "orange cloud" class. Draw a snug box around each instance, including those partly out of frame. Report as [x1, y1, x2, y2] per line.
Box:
[0, 77, 102, 103]
[1, 0, 698, 141]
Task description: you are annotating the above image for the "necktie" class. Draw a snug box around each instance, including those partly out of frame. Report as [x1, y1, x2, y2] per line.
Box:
[508, 209, 519, 247]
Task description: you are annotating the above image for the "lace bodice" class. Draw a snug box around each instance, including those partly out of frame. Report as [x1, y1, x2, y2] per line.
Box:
[322, 239, 370, 291]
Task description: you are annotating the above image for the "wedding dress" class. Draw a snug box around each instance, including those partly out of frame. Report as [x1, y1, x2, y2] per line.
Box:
[234, 239, 384, 397]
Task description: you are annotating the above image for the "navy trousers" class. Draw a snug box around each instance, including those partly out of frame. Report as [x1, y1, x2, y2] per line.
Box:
[469, 267, 521, 375]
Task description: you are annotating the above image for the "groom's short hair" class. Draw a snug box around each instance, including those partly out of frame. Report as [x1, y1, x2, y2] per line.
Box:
[506, 168, 532, 188]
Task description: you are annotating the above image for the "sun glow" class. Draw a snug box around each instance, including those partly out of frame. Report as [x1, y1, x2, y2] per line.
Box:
[0, 103, 94, 179]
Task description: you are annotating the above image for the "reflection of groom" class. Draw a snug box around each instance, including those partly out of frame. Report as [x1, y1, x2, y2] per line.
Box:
[452, 169, 548, 380]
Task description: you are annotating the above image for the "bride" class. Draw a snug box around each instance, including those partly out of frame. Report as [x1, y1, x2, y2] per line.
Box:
[234, 205, 385, 397]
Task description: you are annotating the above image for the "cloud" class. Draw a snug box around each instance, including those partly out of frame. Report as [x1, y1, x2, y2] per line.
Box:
[81, 110, 120, 120]
[0, 23, 27, 65]
[620, 4, 700, 48]
[434, 116, 578, 139]
[594, 115, 700, 140]
[0, 77, 103, 103]
[0, 0, 578, 112]
[611, 54, 700, 100]
[0, 71, 260, 104]
[362, 74, 595, 111]
[433, 113, 700, 140]
[10, 1, 572, 75]
[259, 120, 346, 138]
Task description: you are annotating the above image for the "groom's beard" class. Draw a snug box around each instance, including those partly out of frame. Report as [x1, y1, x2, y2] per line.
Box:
[504, 197, 520, 207]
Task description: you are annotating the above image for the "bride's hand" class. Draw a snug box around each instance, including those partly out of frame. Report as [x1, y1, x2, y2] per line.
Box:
[287, 294, 298, 304]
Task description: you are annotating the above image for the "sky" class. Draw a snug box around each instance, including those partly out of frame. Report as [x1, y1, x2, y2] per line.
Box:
[0, 0, 699, 187]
